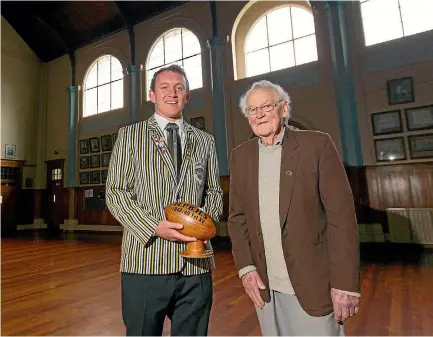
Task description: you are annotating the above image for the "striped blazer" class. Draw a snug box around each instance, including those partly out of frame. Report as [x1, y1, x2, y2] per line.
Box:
[106, 115, 223, 275]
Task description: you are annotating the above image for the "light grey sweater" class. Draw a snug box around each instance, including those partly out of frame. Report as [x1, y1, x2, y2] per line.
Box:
[257, 143, 295, 295]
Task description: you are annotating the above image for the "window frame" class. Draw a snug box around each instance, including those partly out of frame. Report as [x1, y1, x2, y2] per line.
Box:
[82, 55, 124, 118]
[146, 27, 203, 96]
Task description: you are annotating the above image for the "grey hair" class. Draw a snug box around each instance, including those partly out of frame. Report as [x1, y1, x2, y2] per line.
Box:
[239, 80, 291, 122]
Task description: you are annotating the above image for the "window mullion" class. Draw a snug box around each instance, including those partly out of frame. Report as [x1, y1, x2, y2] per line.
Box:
[290, 7, 296, 65]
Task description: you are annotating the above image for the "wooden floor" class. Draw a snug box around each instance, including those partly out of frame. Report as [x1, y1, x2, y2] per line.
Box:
[2, 233, 433, 336]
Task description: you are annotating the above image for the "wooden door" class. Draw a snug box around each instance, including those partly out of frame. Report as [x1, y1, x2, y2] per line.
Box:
[1, 160, 24, 237]
[45, 160, 66, 235]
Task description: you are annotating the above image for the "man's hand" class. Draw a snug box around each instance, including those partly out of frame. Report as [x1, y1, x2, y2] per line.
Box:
[241, 271, 266, 308]
[330, 288, 360, 322]
[155, 220, 197, 242]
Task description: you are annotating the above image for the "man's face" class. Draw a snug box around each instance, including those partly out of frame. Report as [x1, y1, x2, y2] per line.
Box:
[149, 70, 190, 121]
[246, 88, 288, 138]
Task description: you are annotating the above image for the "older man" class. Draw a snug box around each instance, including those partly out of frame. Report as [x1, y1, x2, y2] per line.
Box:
[227, 80, 360, 336]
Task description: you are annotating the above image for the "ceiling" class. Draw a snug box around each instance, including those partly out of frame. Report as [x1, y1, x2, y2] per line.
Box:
[1, 1, 187, 63]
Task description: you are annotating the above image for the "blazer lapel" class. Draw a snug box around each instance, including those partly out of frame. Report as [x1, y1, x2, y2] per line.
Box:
[147, 116, 176, 182]
[247, 140, 261, 233]
[175, 122, 196, 196]
[279, 129, 299, 230]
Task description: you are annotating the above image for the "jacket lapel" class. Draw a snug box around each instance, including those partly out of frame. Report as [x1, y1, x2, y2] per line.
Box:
[147, 116, 176, 182]
[175, 122, 196, 196]
[279, 130, 299, 230]
[247, 140, 261, 233]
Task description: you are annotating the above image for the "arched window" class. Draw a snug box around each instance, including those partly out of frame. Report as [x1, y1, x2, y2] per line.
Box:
[361, 0, 433, 46]
[245, 6, 318, 78]
[83, 55, 124, 117]
[146, 28, 202, 93]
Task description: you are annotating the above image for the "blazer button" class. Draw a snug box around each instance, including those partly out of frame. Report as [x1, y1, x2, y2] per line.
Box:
[257, 231, 262, 236]
[285, 170, 293, 176]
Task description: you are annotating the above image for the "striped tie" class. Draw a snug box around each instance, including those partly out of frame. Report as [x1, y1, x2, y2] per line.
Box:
[165, 123, 182, 181]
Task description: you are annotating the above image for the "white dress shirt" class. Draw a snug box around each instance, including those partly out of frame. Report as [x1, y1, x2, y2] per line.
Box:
[153, 113, 186, 153]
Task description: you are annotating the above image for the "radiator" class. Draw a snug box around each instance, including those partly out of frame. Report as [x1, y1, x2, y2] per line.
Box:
[386, 208, 433, 244]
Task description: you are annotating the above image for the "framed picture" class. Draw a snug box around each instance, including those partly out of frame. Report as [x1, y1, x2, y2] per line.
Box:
[374, 137, 406, 162]
[79, 139, 90, 155]
[371, 110, 402, 135]
[405, 105, 433, 131]
[101, 152, 111, 167]
[90, 154, 100, 168]
[80, 156, 90, 169]
[5, 144, 16, 159]
[101, 134, 113, 152]
[190, 116, 205, 131]
[101, 169, 108, 184]
[89, 137, 100, 153]
[89, 170, 100, 185]
[387, 77, 414, 105]
[112, 133, 118, 145]
[79, 172, 89, 185]
[408, 134, 433, 159]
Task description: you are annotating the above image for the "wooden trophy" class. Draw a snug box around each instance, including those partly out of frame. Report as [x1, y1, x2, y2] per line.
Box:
[164, 202, 216, 258]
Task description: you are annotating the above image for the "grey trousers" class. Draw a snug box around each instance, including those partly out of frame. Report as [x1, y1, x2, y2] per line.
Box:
[256, 290, 344, 336]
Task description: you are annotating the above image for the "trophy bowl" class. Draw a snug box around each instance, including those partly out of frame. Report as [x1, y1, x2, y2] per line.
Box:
[164, 202, 216, 258]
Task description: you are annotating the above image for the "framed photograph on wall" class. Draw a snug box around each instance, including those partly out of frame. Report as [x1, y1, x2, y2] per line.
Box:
[371, 110, 402, 135]
[89, 170, 100, 185]
[5, 144, 16, 159]
[190, 116, 205, 131]
[101, 134, 113, 152]
[101, 152, 111, 167]
[405, 105, 433, 131]
[90, 154, 100, 168]
[374, 137, 406, 162]
[101, 169, 108, 184]
[89, 137, 100, 153]
[79, 172, 89, 185]
[387, 77, 414, 105]
[112, 133, 118, 145]
[80, 156, 90, 169]
[409, 134, 433, 159]
[79, 139, 90, 155]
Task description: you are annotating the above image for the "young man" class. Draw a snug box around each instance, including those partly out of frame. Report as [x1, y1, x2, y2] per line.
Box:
[106, 65, 223, 336]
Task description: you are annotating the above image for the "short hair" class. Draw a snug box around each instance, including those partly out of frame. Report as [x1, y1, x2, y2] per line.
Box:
[238, 80, 291, 119]
[150, 64, 190, 92]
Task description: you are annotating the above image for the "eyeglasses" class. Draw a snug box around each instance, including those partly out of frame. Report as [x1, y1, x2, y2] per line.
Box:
[245, 100, 284, 116]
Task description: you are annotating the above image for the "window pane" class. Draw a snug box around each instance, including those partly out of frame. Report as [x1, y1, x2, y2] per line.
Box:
[98, 84, 110, 113]
[84, 88, 97, 117]
[294, 35, 318, 65]
[246, 49, 270, 77]
[111, 80, 123, 110]
[183, 55, 202, 90]
[291, 7, 315, 39]
[182, 29, 201, 58]
[270, 42, 295, 71]
[111, 57, 123, 81]
[400, 0, 433, 36]
[148, 38, 165, 69]
[97, 55, 111, 85]
[85, 64, 97, 90]
[164, 29, 182, 64]
[245, 17, 268, 52]
[361, 0, 402, 46]
[267, 7, 292, 45]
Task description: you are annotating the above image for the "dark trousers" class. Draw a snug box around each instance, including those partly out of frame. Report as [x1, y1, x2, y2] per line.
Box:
[121, 272, 213, 336]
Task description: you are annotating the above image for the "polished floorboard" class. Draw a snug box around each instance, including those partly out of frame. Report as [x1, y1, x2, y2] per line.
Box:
[2, 233, 433, 336]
